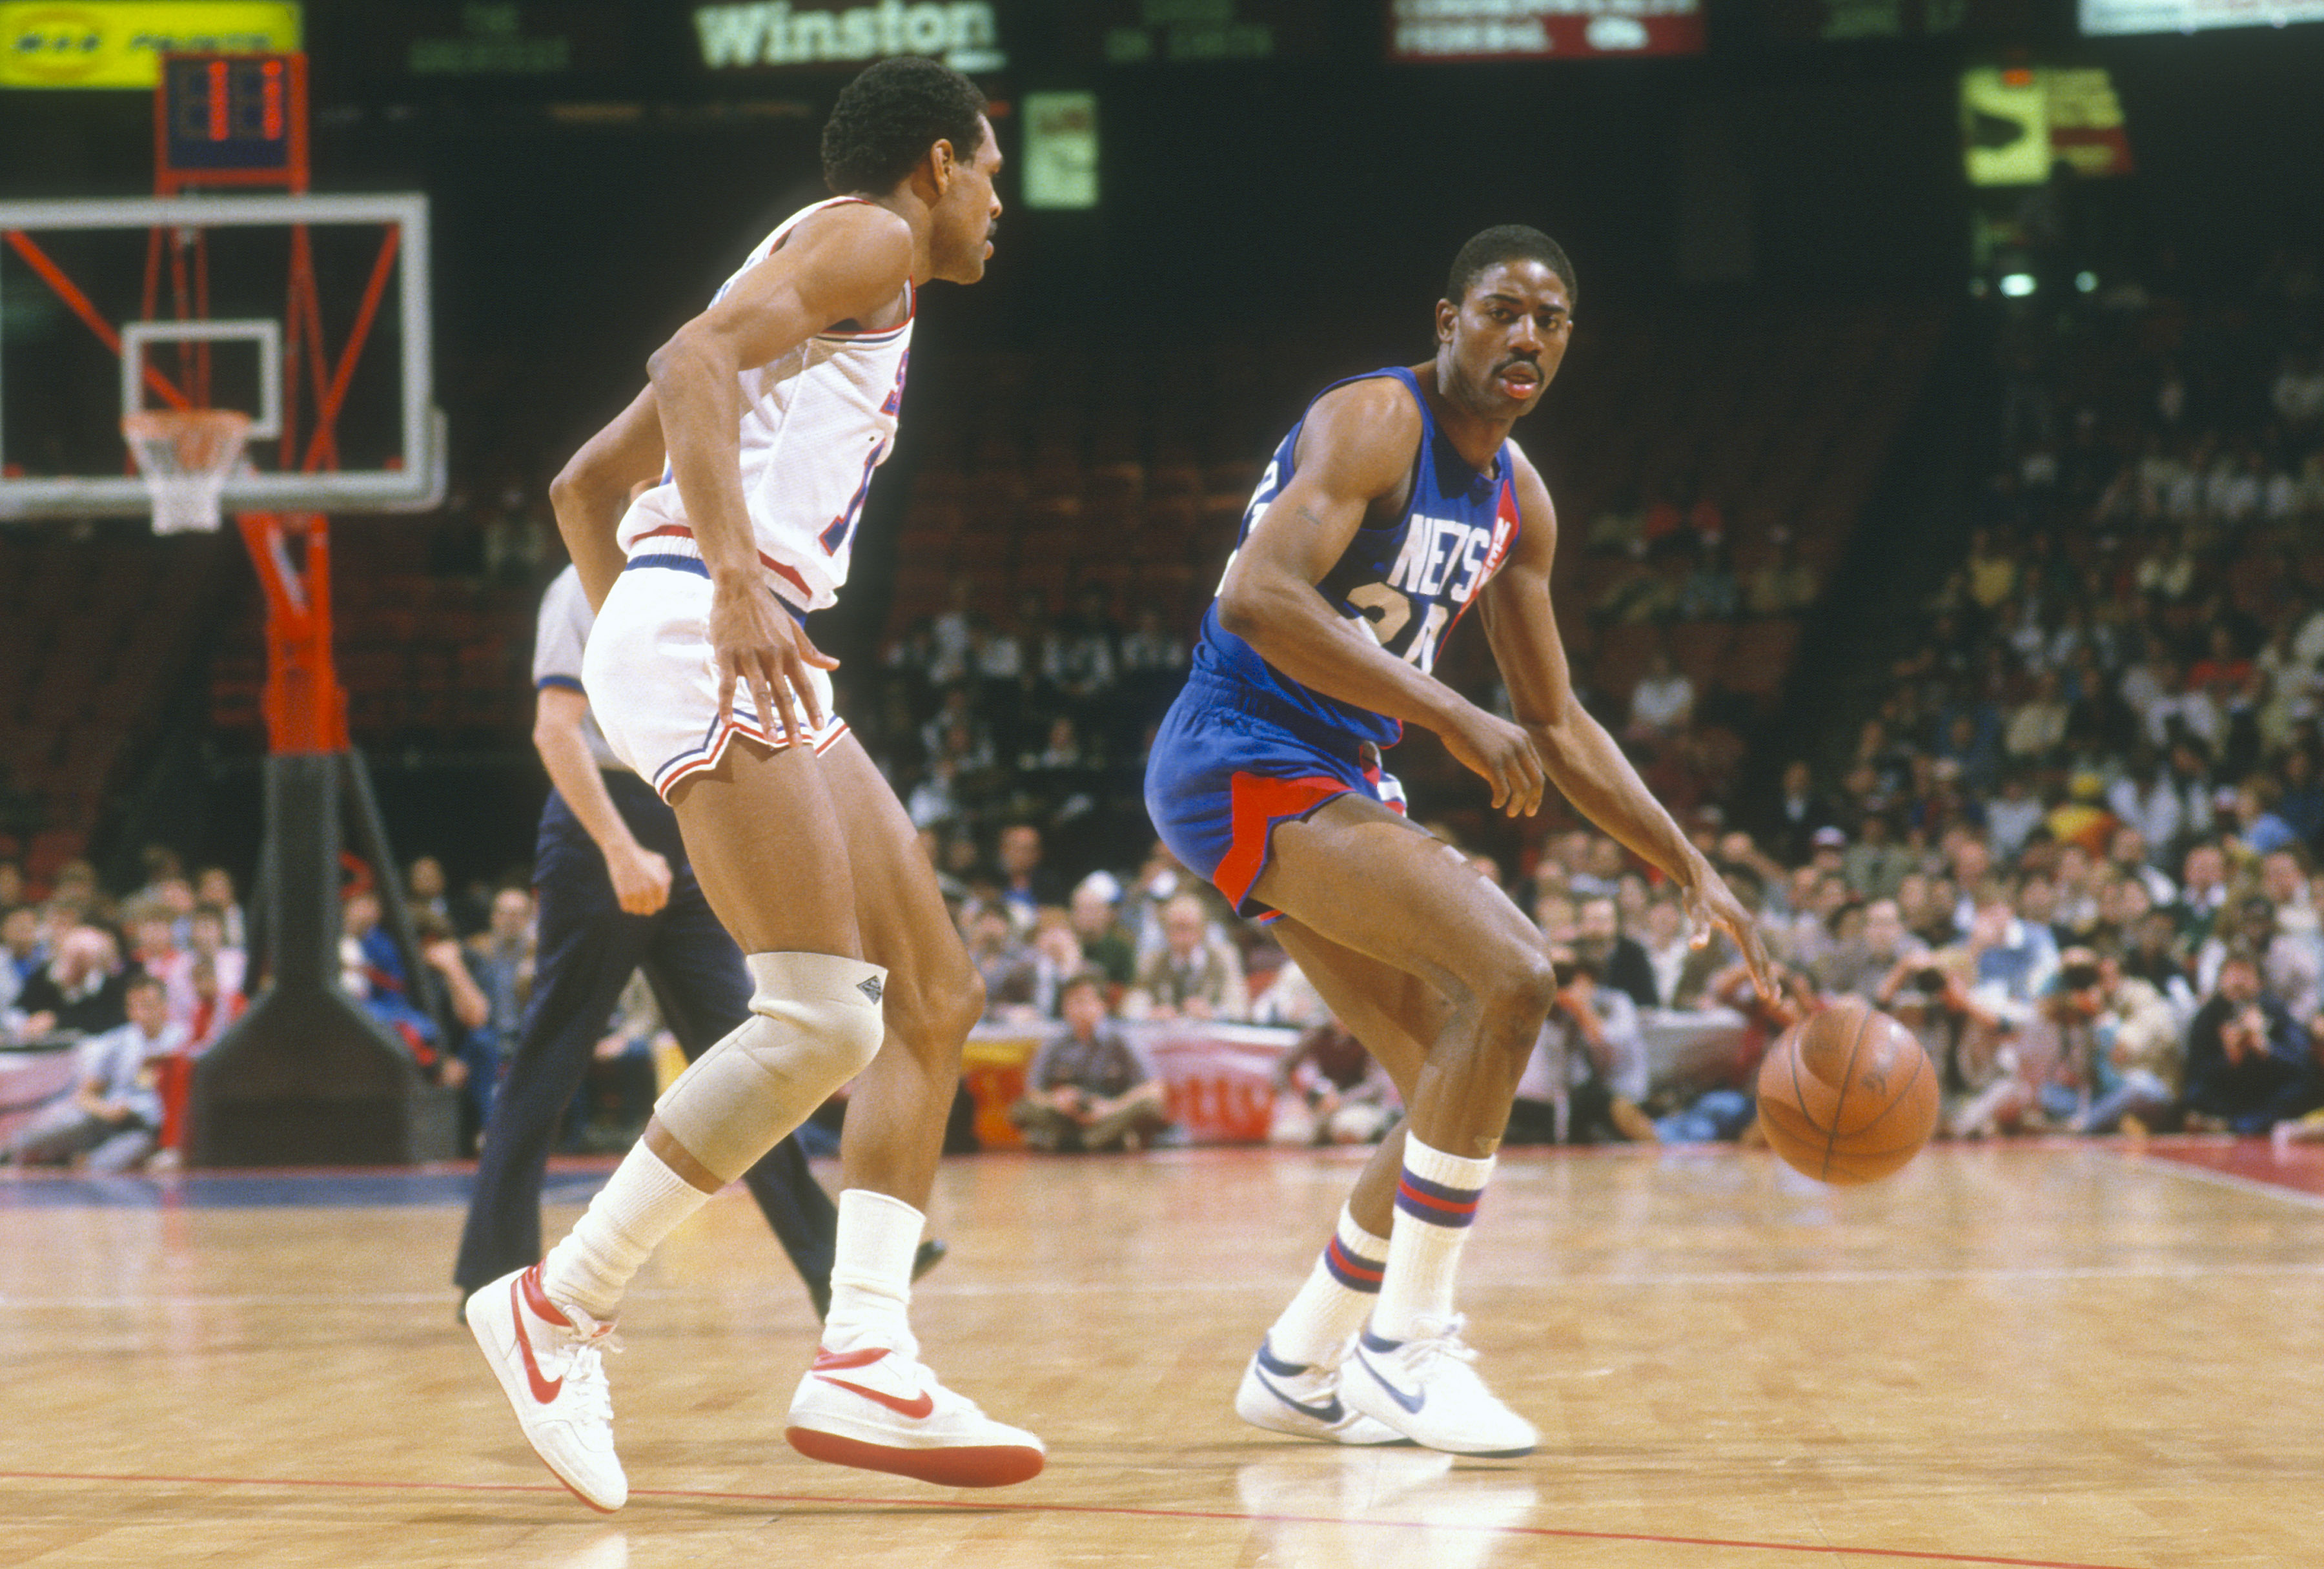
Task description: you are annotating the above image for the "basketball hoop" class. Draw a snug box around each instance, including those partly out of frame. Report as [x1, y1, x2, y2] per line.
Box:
[122, 409, 252, 534]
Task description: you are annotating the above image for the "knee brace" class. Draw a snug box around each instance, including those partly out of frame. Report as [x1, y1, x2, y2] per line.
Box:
[653, 950, 888, 1185]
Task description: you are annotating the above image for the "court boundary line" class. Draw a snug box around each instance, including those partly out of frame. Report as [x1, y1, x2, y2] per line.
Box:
[11, 1255, 2324, 1311]
[2112, 1147, 2324, 1213]
[0, 1466, 2141, 1568]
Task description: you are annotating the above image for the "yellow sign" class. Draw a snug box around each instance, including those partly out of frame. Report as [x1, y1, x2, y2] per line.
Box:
[1, 3, 300, 88]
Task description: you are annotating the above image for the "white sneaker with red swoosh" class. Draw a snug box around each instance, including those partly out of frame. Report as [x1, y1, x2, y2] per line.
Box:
[466, 1265, 626, 1511]
[784, 1339, 1045, 1488]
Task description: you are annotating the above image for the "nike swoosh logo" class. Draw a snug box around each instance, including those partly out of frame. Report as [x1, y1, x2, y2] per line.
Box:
[1256, 1369, 1343, 1425]
[513, 1278, 562, 1404]
[817, 1374, 936, 1420]
[1360, 1353, 1425, 1415]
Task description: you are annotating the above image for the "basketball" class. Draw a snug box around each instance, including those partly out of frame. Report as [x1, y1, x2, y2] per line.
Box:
[1755, 1002, 1939, 1185]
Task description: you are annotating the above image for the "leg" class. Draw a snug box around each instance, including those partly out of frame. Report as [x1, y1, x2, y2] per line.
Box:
[1253, 798, 1554, 1170]
[454, 799, 651, 1294]
[644, 866, 837, 1315]
[1236, 806, 1547, 1455]
[815, 737, 986, 1210]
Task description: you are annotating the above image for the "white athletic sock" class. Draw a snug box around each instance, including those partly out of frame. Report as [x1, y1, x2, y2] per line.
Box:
[1370, 1134, 1494, 1342]
[823, 1188, 924, 1354]
[541, 1144, 709, 1322]
[1265, 1205, 1391, 1368]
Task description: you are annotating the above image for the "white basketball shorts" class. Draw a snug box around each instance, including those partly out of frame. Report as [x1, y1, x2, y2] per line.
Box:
[584, 555, 849, 803]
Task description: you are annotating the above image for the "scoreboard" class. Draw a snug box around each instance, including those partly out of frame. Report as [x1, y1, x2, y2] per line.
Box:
[154, 52, 309, 191]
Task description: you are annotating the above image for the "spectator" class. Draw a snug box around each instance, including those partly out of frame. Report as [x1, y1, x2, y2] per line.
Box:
[1066, 874, 1137, 990]
[1266, 1016, 1399, 1147]
[194, 866, 247, 950]
[466, 887, 536, 1063]
[1008, 972, 1169, 1153]
[14, 926, 129, 1040]
[2046, 950, 2183, 1135]
[1510, 937, 1653, 1145]
[2181, 950, 2317, 1135]
[5, 971, 182, 1171]
[183, 954, 245, 1055]
[1640, 896, 1695, 1010]
[1575, 895, 1657, 1010]
[1824, 897, 1928, 1003]
[1840, 814, 1910, 901]
[3, 903, 46, 990]
[963, 904, 1035, 1018]
[1768, 761, 1835, 866]
[995, 823, 1063, 919]
[1626, 648, 1695, 741]
[1126, 892, 1248, 1021]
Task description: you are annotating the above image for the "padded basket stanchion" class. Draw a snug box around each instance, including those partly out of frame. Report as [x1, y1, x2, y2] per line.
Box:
[122, 408, 252, 534]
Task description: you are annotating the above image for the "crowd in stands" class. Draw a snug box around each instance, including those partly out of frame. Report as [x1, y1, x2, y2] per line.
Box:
[10, 248, 2324, 1171]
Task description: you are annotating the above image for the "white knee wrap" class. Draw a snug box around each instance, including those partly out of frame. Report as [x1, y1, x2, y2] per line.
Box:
[653, 950, 888, 1185]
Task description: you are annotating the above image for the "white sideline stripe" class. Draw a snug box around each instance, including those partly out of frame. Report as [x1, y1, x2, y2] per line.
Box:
[11, 1258, 2324, 1311]
[2119, 1150, 2324, 1212]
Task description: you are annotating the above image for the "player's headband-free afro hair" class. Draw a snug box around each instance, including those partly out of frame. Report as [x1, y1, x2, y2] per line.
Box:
[1445, 225, 1578, 309]
[822, 57, 990, 197]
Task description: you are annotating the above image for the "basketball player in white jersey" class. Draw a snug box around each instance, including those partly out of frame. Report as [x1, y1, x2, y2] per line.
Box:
[464, 59, 1039, 1510]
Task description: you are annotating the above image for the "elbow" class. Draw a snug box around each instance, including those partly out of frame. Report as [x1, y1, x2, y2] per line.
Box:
[1215, 579, 1264, 644]
[646, 323, 713, 393]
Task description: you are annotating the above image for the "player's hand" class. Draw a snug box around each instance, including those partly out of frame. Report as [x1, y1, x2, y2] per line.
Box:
[1684, 863, 1776, 1007]
[1441, 705, 1544, 817]
[709, 579, 840, 748]
[606, 841, 673, 916]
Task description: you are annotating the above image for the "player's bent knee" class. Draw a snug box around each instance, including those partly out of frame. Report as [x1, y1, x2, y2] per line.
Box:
[652, 950, 888, 1185]
[1480, 946, 1560, 1025]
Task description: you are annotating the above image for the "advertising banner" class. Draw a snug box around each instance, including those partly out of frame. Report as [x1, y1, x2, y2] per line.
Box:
[1387, 0, 1706, 60]
[1, 1, 300, 88]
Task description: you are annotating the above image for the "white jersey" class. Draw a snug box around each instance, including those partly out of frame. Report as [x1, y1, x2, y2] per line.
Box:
[617, 196, 912, 614]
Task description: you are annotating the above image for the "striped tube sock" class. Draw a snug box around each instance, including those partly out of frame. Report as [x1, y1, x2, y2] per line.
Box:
[1370, 1134, 1494, 1342]
[1263, 1205, 1391, 1368]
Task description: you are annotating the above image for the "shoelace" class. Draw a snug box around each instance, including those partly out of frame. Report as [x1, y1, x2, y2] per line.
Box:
[558, 1335, 617, 1425]
[1403, 1313, 1482, 1369]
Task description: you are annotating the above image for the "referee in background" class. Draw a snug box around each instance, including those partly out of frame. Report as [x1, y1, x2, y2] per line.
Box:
[453, 560, 936, 1317]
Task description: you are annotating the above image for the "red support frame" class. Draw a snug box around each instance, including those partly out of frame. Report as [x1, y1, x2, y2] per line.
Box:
[236, 512, 349, 755]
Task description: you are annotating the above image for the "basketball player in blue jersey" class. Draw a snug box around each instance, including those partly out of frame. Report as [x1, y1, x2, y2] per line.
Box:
[1147, 226, 1774, 1456]
[464, 59, 1041, 1510]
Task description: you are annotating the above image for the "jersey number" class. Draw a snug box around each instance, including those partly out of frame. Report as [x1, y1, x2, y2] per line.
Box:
[820, 441, 884, 555]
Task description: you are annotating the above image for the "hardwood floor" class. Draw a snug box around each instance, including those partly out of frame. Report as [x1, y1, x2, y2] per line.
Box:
[5, 1140, 2321, 1568]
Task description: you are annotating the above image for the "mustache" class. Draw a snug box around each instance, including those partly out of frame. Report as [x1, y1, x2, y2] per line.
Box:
[1496, 354, 1541, 375]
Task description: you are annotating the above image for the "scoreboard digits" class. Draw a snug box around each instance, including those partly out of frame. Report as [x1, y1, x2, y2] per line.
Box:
[156, 53, 308, 189]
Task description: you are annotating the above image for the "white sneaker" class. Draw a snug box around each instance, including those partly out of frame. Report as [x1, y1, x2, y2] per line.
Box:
[1235, 1335, 1410, 1446]
[466, 1265, 626, 1511]
[785, 1339, 1045, 1488]
[1341, 1315, 1538, 1458]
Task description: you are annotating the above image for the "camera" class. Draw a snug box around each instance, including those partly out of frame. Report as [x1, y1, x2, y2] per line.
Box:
[2059, 962, 2101, 991]
[1913, 966, 1949, 993]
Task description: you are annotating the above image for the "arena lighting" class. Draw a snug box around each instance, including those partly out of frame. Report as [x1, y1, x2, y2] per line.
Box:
[2077, 271, 2099, 292]
[1999, 272, 2037, 297]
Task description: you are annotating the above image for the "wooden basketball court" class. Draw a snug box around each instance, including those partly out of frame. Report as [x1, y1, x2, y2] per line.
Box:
[6, 1140, 2321, 1568]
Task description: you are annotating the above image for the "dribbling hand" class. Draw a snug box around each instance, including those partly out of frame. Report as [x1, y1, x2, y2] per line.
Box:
[1440, 704, 1545, 817]
[709, 579, 839, 748]
[1683, 865, 1777, 1008]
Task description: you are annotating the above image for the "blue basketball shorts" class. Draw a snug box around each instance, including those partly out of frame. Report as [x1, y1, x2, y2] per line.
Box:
[1144, 673, 1405, 919]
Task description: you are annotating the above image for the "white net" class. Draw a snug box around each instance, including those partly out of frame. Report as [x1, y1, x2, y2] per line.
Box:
[121, 409, 253, 535]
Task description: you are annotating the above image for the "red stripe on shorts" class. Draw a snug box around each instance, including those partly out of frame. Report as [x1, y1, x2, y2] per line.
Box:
[1214, 772, 1351, 912]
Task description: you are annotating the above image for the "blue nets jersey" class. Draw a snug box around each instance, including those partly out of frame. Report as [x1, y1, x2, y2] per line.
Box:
[1189, 366, 1524, 748]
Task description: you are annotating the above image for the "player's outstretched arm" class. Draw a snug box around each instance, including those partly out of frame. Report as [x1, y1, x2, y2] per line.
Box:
[1482, 447, 1774, 998]
[1217, 379, 1544, 815]
[648, 205, 916, 744]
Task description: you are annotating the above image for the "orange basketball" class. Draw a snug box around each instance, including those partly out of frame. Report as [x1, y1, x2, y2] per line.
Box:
[1755, 1002, 1939, 1185]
